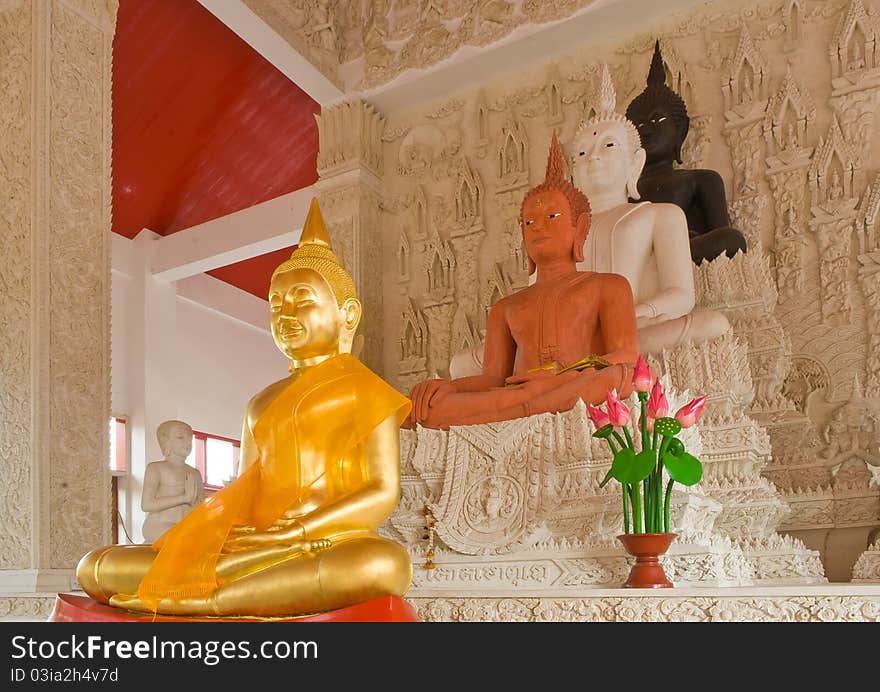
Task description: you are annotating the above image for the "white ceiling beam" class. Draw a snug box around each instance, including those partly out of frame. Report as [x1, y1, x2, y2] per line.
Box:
[176, 273, 271, 334]
[197, 0, 344, 106]
[150, 185, 315, 283]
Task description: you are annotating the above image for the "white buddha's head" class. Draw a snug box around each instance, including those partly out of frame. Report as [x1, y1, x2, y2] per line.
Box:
[571, 64, 646, 204]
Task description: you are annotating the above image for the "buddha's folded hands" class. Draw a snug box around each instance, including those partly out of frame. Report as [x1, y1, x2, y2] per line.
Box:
[409, 378, 456, 424]
[504, 367, 559, 386]
[222, 521, 305, 553]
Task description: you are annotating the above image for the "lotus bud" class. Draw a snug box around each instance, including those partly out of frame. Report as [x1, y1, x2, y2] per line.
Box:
[647, 380, 669, 420]
[632, 355, 653, 393]
[675, 395, 708, 429]
[605, 389, 631, 427]
[587, 405, 611, 430]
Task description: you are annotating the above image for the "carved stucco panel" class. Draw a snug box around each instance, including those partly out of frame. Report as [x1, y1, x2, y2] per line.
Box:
[412, 594, 880, 622]
[0, 0, 34, 570]
[374, 0, 880, 563]
[47, 0, 113, 567]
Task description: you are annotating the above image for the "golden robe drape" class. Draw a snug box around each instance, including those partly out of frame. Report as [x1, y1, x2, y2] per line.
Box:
[135, 354, 411, 609]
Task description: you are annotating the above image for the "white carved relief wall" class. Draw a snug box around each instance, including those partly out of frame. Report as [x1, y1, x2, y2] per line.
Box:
[0, 0, 115, 587]
[242, 0, 603, 91]
[381, 0, 880, 575]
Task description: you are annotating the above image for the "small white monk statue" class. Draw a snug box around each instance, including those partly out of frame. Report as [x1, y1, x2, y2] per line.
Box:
[141, 420, 203, 544]
[449, 65, 728, 378]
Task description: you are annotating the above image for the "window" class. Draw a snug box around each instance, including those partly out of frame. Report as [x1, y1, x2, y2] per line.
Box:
[109, 417, 126, 473]
[185, 431, 241, 490]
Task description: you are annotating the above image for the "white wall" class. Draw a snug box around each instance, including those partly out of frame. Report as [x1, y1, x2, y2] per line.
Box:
[174, 296, 287, 439]
[112, 232, 288, 542]
[112, 248, 287, 440]
[111, 271, 131, 417]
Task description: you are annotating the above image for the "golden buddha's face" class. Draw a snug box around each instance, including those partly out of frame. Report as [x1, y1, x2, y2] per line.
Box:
[269, 268, 355, 363]
[522, 189, 576, 265]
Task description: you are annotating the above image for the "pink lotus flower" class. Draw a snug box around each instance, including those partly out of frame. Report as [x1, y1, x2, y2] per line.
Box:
[632, 355, 653, 393]
[605, 389, 631, 427]
[587, 405, 610, 429]
[675, 395, 708, 428]
[647, 381, 669, 420]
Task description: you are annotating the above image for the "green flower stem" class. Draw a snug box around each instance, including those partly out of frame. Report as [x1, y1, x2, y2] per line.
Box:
[612, 430, 626, 448]
[638, 392, 649, 452]
[657, 475, 663, 531]
[656, 437, 674, 533]
[622, 426, 634, 450]
[623, 483, 630, 534]
[631, 476, 643, 533]
[652, 428, 659, 452]
[664, 479, 675, 533]
[658, 435, 671, 459]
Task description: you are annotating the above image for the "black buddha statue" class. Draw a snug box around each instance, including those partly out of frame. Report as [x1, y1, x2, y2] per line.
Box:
[625, 41, 747, 265]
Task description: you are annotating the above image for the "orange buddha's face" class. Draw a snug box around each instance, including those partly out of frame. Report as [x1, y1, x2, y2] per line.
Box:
[522, 189, 577, 267]
[269, 268, 346, 362]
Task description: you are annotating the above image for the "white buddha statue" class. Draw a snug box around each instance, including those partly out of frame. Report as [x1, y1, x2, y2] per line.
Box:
[569, 64, 729, 354]
[449, 65, 728, 378]
[141, 420, 204, 544]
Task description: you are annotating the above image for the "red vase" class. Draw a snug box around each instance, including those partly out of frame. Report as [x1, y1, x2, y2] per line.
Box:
[617, 532, 676, 588]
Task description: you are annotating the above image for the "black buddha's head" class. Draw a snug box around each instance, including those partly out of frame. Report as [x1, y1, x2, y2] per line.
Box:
[625, 40, 690, 166]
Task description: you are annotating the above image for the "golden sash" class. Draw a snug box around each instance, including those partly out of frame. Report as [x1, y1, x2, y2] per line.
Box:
[135, 354, 411, 609]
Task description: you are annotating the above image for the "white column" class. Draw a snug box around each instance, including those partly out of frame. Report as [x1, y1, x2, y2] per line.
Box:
[315, 100, 387, 373]
[122, 231, 180, 544]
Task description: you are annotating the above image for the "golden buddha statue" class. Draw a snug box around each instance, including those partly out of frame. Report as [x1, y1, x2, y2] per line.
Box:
[77, 199, 413, 617]
[406, 134, 639, 429]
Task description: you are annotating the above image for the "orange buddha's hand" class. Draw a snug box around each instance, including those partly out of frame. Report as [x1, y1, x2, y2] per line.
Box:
[409, 378, 455, 424]
[504, 367, 559, 387]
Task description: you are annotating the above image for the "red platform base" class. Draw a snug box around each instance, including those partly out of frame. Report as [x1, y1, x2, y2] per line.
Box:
[48, 593, 420, 622]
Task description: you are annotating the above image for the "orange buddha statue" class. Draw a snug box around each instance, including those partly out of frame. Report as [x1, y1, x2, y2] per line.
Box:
[77, 199, 413, 617]
[407, 134, 639, 429]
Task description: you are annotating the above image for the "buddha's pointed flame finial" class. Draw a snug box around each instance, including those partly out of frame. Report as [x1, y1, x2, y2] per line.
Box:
[544, 131, 567, 186]
[647, 39, 666, 88]
[597, 63, 617, 116]
[300, 197, 332, 249]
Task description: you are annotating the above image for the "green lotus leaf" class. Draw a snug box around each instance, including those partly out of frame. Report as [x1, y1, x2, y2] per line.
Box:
[611, 447, 655, 484]
[666, 437, 685, 457]
[654, 417, 681, 437]
[661, 450, 703, 486]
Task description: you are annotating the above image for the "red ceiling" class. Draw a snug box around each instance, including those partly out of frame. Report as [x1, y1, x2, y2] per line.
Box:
[112, 0, 317, 297]
[207, 247, 296, 301]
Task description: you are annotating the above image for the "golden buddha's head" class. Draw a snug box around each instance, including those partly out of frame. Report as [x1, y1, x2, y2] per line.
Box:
[521, 132, 591, 275]
[572, 63, 645, 202]
[268, 199, 361, 365]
